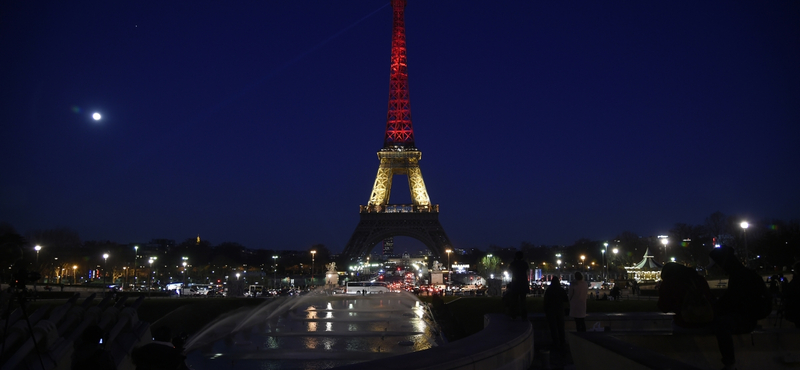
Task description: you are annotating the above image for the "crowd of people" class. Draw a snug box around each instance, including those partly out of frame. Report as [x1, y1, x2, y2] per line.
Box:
[506, 245, 799, 370]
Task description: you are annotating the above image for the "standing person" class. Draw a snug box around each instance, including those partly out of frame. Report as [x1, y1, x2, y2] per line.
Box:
[568, 272, 589, 332]
[131, 326, 189, 370]
[72, 325, 116, 370]
[658, 262, 714, 331]
[507, 251, 530, 320]
[544, 276, 569, 349]
[707, 245, 770, 370]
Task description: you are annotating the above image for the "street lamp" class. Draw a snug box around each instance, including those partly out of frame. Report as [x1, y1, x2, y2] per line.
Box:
[103, 253, 109, 284]
[602, 243, 608, 281]
[741, 221, 749, 268]
[148, 257, 156, 296]
[272, 255, 279, 289]
[123, 266, 128, 288]
[134, 246, 139, 288]
[310, 250, 316, 284]
[181, 256, 189, 284]
[611, 248, 619, 278]
[580, 255, 585, 267]
[35, 245, 42, 265]
[72, 265, 78, 284]
[660, 238, 668, 264]
[445, 249, 452, 285]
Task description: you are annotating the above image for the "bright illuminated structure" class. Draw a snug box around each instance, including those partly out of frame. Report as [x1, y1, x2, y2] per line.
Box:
[342, 0, 452, 265]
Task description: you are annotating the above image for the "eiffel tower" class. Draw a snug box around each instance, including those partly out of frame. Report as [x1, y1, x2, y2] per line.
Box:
[340, 0, 452, 266]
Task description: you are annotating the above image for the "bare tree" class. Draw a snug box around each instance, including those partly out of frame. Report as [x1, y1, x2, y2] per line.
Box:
[704, 211, 728, 245]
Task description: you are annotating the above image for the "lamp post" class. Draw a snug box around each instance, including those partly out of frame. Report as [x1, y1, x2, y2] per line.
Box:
[445, 249, 452, 286]
[103, 253, 109, 284]
[310, 250, 316, 285]
[148, 257, 156, 297]
[580, 255, 586, 270]
[134, 246, 139, 289]
[556, 252, 562, 273]
[740, 221, 749, 268]
[612, 248, 618, 279]
[35, 245, 42, 265]
[72, 265, 78, 284]
[660, 238, 668, 264]
[123, 267, 128, 288]
[603, 243, 608, 281]
[272, 255, 278, 289]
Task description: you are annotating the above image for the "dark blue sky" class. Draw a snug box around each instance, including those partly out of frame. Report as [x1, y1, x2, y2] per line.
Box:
[2, 1, 798, 253]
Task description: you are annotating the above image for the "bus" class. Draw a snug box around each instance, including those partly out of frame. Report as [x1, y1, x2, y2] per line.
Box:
[346, 281, 390, 295]
[248, 285, 264, 297]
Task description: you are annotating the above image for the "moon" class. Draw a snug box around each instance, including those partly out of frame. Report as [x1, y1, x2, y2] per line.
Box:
[92, 112, 102, 121]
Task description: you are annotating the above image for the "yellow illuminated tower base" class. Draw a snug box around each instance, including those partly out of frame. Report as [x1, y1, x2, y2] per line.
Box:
[342, 147, 452, 264]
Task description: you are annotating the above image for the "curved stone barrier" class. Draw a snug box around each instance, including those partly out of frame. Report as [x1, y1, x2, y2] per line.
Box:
[335, 313, 533, 370]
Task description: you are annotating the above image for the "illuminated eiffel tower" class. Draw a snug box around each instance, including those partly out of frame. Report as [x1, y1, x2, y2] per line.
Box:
[341, 0, 452, 266]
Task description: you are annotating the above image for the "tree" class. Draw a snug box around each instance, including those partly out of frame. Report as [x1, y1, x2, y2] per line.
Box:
[0, 224, 26, 283]
[669, 223, 711, 267]
[477, 255, 501, 280]
[210, 242, 246, 268]
[704, 211, 729, 245]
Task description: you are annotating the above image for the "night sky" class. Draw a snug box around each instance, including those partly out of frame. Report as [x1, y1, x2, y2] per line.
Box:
[2, 1, 799, 253]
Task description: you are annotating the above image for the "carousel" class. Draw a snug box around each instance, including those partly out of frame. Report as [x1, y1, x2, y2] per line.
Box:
[624, 247, 664, 282]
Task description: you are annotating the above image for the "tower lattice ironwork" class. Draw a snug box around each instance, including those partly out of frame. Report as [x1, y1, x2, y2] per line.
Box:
[341, 0, 452, 266]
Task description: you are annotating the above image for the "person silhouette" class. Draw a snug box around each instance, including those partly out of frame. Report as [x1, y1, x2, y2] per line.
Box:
[72, 325, 116, 370]
[507, 251, 530, 320]
[544, 276, 569, 349]
[708, 245, 768, 370]
[568, 272, 589, 332]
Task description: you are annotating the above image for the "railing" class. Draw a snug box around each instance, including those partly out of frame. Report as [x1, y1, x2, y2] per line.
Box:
[359, 204, 439, 213]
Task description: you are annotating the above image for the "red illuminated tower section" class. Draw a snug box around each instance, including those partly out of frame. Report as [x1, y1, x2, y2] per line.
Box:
[384, 0, 414, 148]
[342, 0, 452, 266]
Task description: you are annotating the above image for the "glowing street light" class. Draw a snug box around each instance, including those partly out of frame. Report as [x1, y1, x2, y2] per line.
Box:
[611, 248, 619, 279]
[134, 246, 139, 287]
[148, 257, 157, 297]
[272, 255, 279, 289]
[602, 242, 608, 280]
[660, 238, 668, 263]
[73, 265, 78, 284]
[741, 221, 749, 267]
[445, 248, 452, 285]
[311, 250, 317, 284]
[103, 253, 109, 284]
[35, 245, 42, 265]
